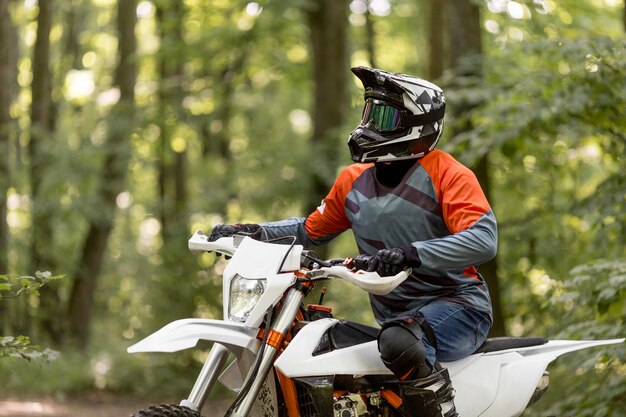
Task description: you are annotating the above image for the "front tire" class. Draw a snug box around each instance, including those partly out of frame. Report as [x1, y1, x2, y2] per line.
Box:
[131, 403, 203, 417]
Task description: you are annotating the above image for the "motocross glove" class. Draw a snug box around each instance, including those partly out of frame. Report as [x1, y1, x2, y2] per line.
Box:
[208, 223, 263, 242]
[367, 248, 406, 276]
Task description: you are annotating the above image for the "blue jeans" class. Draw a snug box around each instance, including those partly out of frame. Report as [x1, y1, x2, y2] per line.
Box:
[418, 301, 492, 365]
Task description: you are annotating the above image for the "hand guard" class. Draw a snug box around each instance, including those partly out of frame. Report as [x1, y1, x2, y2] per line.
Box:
[208, 223, 263, 242]
[367, 248, 406, 276]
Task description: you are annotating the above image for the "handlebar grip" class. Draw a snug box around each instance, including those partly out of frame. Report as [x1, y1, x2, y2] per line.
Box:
[351, 254, 372, 272]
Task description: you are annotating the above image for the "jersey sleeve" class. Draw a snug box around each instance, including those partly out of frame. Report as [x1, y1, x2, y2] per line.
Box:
[262, 164, 367, 247]
[409, 153, 498, 270]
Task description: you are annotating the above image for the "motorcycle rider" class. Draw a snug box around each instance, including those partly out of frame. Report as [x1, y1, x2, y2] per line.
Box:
[209, 66, 497, 417]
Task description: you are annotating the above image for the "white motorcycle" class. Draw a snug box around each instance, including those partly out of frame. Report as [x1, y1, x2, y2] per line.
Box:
[128, 231, 623, 417]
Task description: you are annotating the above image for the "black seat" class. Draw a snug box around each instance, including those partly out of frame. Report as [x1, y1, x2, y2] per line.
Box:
[311, 320, 549, 357]
[474, 337, 548, 353]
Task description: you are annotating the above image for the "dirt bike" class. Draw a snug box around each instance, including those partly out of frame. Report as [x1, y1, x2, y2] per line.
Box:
[128, 231, 623, 417]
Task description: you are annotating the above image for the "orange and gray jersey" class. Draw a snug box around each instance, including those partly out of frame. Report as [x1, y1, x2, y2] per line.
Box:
[262, 149, 496, 324]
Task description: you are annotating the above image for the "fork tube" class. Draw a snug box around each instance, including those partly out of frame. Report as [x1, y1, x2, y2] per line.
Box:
[182, 343, 230, 411]
[228, 287, 305, 417]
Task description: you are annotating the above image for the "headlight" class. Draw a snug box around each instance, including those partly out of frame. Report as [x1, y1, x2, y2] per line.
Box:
[229, 275, 266, 322]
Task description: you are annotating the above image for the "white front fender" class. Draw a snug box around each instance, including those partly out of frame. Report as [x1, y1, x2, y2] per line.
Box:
[127, 318, 260, 355]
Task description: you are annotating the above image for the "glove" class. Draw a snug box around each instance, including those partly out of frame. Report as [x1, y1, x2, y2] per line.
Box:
[208, 223, 263, 242]
[367, 248, 406, 276]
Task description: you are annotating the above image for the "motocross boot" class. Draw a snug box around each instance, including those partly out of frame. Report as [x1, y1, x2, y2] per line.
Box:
[397, 368, 458, 417]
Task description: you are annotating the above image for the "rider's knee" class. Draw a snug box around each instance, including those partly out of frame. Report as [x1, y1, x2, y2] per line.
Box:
[377, 320, 432, 380]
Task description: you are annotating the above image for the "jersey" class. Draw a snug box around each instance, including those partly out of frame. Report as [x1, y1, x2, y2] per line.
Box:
[261, 149, 497, 324]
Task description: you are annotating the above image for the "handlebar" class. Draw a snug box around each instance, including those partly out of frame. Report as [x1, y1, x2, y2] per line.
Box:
[306, 265, 411, 296]
[188, 230, 412, 295]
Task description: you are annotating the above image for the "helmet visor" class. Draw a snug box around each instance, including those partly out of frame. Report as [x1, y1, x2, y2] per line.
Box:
[361, 99, 404, 133]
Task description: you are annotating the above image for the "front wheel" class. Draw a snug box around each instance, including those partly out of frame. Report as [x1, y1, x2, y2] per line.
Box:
[131, 403, 203, 417]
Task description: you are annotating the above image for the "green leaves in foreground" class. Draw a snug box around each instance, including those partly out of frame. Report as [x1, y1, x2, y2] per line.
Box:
[0, 335, 60, 362]
[0, 271, 62, 299]
[0, 272, 63, 362]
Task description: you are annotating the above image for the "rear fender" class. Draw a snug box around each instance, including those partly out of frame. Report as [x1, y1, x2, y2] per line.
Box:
[127, 318, 260, 357]
[508, 338, 624, 358]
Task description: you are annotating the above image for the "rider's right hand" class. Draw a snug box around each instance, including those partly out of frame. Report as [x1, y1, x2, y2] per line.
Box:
[208, 223, 263, 242]
[367, 248, 406, 276]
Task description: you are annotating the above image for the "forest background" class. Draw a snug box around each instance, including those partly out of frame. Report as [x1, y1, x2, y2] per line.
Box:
[0, 0, 624, 416]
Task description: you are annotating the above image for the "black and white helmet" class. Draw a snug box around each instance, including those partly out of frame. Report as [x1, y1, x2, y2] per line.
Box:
[348, 66, 446, 163]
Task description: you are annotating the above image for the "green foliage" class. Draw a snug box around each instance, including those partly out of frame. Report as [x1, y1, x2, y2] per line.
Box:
[0, 272, 62, 362]
[0, 335, 60, 362]
[442, 11, 626, 415]
[524, 260, 626, 417]
[0, 348, 100, 396]
[0, 271, 61, 299]
[554, 260, 626, 331]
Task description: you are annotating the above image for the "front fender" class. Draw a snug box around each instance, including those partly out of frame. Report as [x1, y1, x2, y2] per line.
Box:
[127, 318, 260, 355]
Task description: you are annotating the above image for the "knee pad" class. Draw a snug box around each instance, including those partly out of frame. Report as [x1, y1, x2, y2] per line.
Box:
[377, 320, 431, 379]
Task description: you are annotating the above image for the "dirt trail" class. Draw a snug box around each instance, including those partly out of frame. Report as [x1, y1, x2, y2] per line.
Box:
[0, 394, 231, 417]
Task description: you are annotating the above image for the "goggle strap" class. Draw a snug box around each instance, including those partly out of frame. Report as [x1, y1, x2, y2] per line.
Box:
[402, 103, 446, 127]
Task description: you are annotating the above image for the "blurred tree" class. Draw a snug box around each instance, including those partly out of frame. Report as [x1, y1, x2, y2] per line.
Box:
[29, 0, 60, 342]
[156, 1, 187, 245]
[306, 0, 349, 218]
[67, 0, 137, 348]
[0, 0, 15, 277]
[151, 0, 200, 325]
[0, 0, 18, 335]
[363, 0, 377, 68]
[427, 0, 444, 79]
[155, 0, 188, 254]
[443, 0, 506, 336]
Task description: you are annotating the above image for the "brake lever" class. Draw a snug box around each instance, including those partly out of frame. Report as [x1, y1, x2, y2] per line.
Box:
[348, 254, 372, 272]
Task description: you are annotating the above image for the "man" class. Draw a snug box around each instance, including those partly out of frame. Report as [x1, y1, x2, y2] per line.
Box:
[209, 67, 497, 417]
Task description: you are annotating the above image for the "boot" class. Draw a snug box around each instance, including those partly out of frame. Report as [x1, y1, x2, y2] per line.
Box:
[397, 368, 458, 417]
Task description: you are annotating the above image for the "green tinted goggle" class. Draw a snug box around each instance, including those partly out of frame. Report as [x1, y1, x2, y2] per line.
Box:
[361, 99, 405, 133]
[360, 98, 446, 134]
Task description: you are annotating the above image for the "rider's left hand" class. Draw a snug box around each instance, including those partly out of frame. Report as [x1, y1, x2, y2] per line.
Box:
[208, 223, 263, 242]
[367, 248, 406, 276]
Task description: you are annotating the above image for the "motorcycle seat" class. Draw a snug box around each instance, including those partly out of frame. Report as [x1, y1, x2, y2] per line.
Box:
[312, 320, 549, 356]
[474, 336, 548, 353]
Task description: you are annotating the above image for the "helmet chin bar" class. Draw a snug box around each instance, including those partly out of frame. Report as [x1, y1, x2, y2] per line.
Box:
[348, 127, 439, 163]
[375, 153, 423, 163]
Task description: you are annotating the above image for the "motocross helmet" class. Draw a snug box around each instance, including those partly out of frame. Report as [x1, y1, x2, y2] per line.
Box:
[348, 66, 446, 163]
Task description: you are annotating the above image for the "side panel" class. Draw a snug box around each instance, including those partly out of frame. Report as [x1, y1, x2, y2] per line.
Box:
[275, 319, 391, 376]
[480, 357, 551, 417]
[447, 354, 509, 417]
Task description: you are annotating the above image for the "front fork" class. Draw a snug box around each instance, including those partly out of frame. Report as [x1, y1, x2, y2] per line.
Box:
[180, 343, 231, 412]
[181, 287, 306, 417]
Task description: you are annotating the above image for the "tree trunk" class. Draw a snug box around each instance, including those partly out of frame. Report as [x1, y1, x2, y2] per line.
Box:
[155, 1, 187, 252]
[364, 1, 376, 68]
[67, 0, 137, 348]
[29, 0, 61, 342]
[29, 0, 54, 269]
[444, 0, 506, 337]
[427, 0, 445, 80]
[306, 0, 349, 218]
[0, 0, 14, 276]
